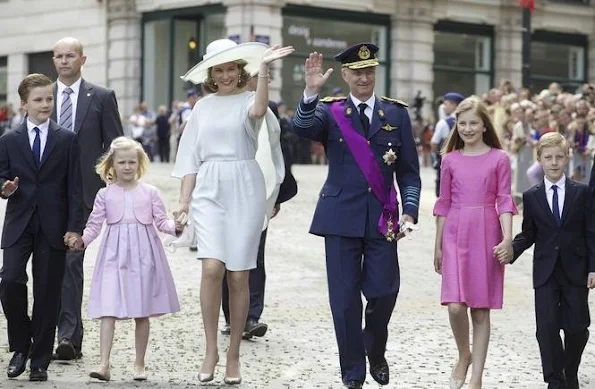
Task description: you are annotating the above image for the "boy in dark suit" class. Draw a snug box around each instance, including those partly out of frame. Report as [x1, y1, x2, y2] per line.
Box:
[505, 132, 595, 389]
[0, 74, 83, 381]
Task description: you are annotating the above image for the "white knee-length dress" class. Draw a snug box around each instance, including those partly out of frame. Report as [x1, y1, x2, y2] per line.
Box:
[173, 91, 282, 271]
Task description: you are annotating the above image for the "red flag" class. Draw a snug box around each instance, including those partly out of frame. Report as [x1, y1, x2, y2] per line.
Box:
[519, 0, 535, 11]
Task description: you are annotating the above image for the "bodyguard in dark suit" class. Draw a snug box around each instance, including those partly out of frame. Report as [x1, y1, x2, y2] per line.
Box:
[0, 74, 83, 381]
[510, 132, 595, 389]
[51, 37, 124, 360]
[291, 44, 421, 389]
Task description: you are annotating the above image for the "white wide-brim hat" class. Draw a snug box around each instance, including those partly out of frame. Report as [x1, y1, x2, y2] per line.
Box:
[180, 39, 268, 84]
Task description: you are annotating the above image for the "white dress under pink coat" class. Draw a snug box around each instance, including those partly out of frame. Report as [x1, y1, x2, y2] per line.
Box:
[83, 182, 180, 319]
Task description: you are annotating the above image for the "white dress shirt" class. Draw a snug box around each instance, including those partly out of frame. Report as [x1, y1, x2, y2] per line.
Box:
[544, 175, 565, 216]
[56, 78, 82, 130]
[27, 118, 50, 159]
[303, 91, 375, 122]
[349, 93, 375, 123]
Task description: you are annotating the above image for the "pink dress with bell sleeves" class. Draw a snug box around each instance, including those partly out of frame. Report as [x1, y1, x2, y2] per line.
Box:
[433, 149, 518, 309]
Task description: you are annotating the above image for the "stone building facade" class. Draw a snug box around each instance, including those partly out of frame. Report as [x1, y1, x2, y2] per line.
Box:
[1, 0, 594, 119]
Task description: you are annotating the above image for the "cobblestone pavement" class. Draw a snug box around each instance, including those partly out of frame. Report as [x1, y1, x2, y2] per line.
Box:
[0, 164, 594, 388]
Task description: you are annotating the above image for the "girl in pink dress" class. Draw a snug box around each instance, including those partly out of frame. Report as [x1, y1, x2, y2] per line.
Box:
[433, 97, 517, 389]
[71, 137, 183, 382]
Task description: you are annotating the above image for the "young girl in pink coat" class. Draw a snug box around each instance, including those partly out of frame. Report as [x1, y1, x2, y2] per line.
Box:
[433, 97, 517, 389]
[71, 137, 183, 382]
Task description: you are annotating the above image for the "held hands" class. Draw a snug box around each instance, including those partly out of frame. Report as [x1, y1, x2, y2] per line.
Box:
[261, 45, 295, 65]
[1, 176, 19, 197]
[173, 202, 189, 224]
[64, 232, 83, 251]
[174, 211, 188, 235]
[304, 52, 334, 96]
[494, 238, 513, 265]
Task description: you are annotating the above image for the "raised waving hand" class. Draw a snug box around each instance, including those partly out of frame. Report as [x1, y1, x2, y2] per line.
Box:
[304, 52, 334, 97]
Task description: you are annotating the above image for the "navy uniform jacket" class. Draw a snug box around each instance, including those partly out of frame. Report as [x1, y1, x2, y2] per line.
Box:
[292, 95, 421, 238]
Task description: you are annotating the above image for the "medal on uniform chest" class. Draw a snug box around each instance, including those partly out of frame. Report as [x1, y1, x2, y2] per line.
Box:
[383, 148, 397, 166]
[378, 109, 385, 119]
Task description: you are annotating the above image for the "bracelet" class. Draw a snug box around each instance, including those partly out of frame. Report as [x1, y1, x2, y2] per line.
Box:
[258, 73, 270, 78]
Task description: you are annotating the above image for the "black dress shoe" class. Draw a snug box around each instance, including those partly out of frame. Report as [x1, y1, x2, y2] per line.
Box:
[369, 356, 390, 385]
[29, 367, 48, 382]
[52, 350, 82, 361]
[343, 380, 363, 389]
[54, 339, 78, 361]
[7, 351, 29, 378]
[242, 319, 268, 339]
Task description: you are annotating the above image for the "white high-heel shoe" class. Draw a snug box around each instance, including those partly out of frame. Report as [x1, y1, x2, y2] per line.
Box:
[198, 372, 214, 383]
[224, 361, 242, 385]
[198, 356, 219, 383]
[223, 376, 242, 385]
[133, 367, 147, 381]
[449, 359, 471, 389]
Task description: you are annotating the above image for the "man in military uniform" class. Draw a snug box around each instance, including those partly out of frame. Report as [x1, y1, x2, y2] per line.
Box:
[291, 43, 421, 389]
[430, 92, 464, 197]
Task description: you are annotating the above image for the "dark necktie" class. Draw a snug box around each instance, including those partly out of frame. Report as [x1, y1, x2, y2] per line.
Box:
[552, 184, 561, 226]
[359, 103, 369, 138]
[32, 127, 41, 166]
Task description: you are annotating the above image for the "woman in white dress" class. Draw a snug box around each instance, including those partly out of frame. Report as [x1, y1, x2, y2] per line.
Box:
[172, 39, 293, 384]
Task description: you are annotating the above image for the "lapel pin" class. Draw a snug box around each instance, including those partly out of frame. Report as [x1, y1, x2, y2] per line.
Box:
[378, 109, 385, 118]
[346, 107, 352, 116]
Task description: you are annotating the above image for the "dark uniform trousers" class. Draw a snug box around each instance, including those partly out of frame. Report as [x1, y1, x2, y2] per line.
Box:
[222, 228, 268, 322]
[0, 210, 67, 369]
[324, 222, 399, 383]
[535, 257, 590, 386]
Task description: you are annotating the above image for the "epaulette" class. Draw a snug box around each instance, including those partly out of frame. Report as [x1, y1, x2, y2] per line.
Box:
[320, 96, 347, 103]
[381, 96, 408, 107]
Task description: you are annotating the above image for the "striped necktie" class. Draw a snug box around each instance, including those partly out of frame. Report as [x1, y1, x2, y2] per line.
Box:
[59, 87, 74, 131]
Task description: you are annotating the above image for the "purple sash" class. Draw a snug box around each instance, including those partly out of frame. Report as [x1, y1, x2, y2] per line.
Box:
[329, 101, 399, 241]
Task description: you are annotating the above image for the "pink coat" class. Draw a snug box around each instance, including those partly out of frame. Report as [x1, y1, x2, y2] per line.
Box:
[82, 182, 176, 247]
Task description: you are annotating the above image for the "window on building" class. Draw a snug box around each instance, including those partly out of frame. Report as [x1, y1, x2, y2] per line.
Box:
[433, 21, 494, 101]
[531, 30, 587, 93]
[143, 20, 171, 111]
[142, 6, 225, 110]
[0, 57, 7, 104]
[28, 51, 58, 80]
[281, 8, 391, 110]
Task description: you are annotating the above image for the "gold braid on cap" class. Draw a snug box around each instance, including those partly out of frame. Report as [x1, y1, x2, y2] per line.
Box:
[341, 59, 380, 69]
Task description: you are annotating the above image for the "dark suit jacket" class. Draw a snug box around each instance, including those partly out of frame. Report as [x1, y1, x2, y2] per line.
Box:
[268, 101, 297, 204]
[52, 79, 123, 210]
[512, 178, 595, 288]
[0, 121, 83, 250]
